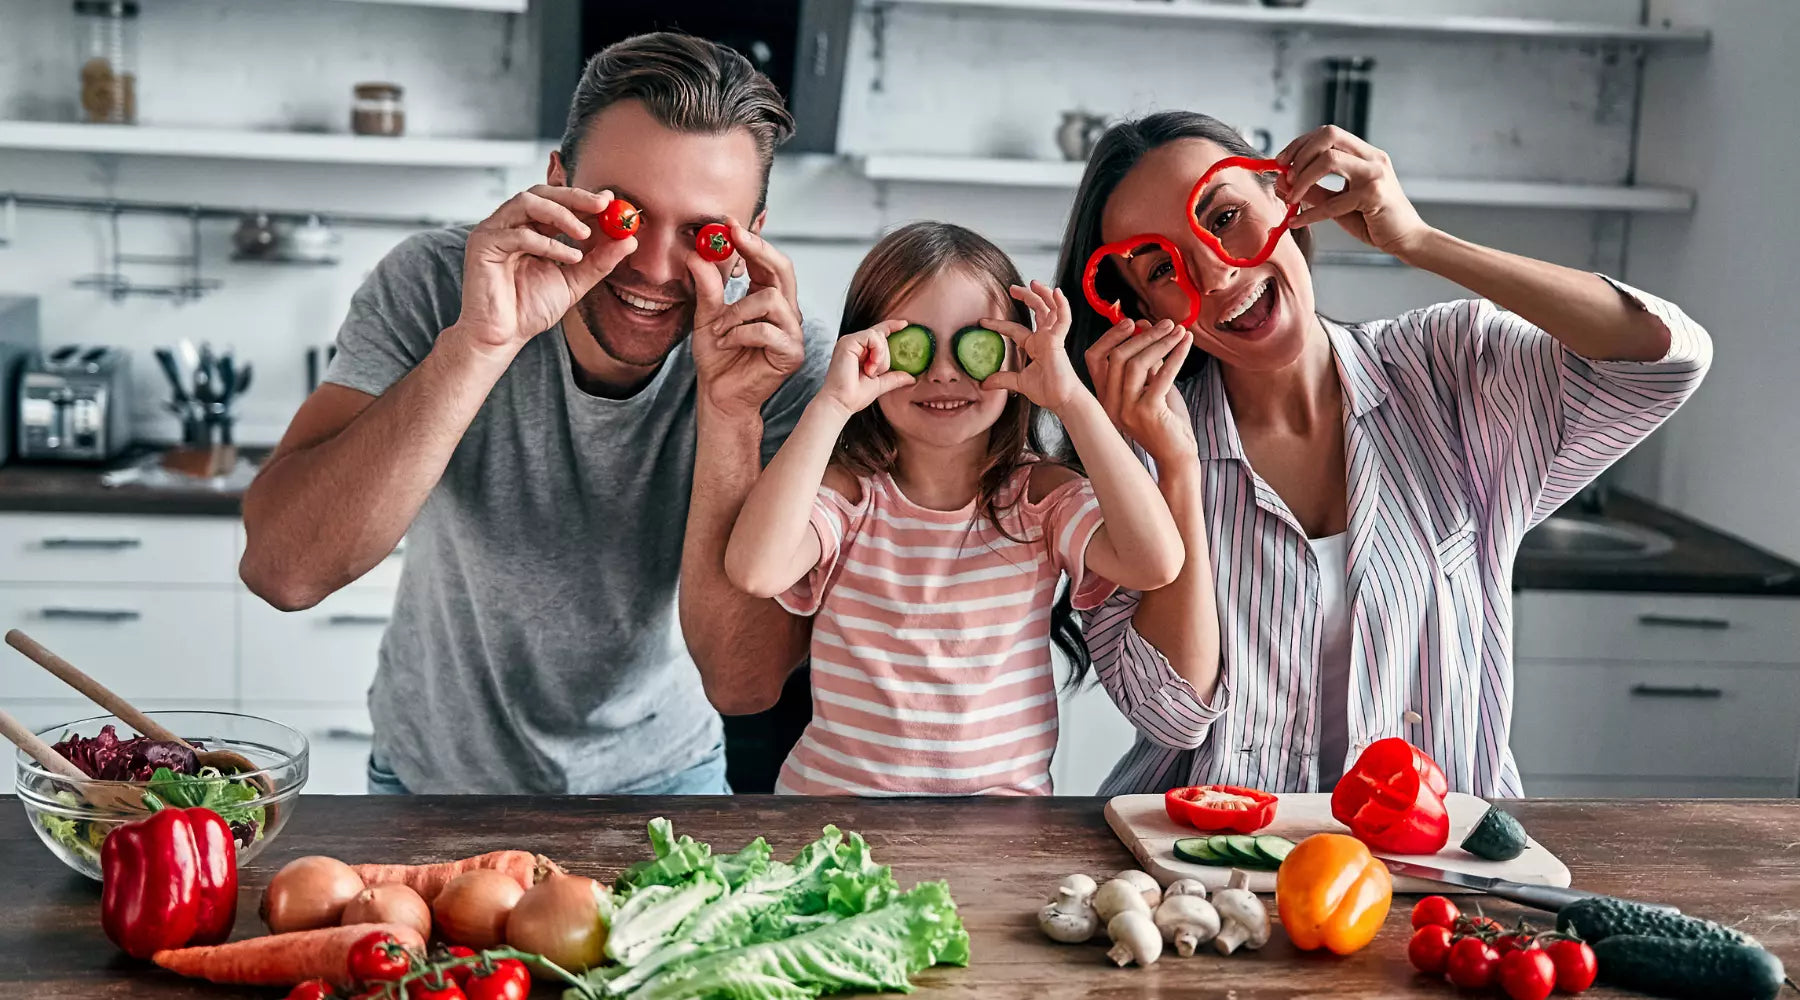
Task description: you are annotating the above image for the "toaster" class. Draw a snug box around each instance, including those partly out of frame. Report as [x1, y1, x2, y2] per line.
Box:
[17, 345, 133, 462]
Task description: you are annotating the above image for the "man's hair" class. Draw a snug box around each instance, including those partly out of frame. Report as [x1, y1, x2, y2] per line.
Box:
[559, 32, 795, 214]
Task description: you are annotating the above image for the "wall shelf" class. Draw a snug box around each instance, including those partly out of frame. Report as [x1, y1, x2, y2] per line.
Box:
[326, 0, 527, 13]
[0, 122, 542, 169]
[871, 0, 1711, 49]
[858, 154, 1696, 213]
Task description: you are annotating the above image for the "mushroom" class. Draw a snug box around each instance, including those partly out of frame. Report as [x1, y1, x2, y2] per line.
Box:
[1058, 873, 1098, 898]
[1092, 878, 1151, 924]
[1113, 869, 1162, 909]
[1105, 909, 1163, 967]
[1211, 869, 1271, 956]
[1154, 894, 1221, 957]
[1163, 878, 1208, 901]
[1038, 884, 1099, 943]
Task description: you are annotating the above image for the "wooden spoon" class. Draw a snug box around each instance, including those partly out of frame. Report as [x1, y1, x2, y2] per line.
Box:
[3, 630, 278, 823]
[0, 704, 148, 814]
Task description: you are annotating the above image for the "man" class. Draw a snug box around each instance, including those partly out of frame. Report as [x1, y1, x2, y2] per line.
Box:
[239, 32, 826, 794]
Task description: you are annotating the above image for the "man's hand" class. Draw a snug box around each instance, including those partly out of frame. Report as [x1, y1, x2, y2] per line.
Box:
[452, 186, 640, 359]
[687, 220, 807, 417]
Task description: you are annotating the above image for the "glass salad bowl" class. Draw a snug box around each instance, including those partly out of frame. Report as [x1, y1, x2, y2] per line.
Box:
[14, 710, 308, 880]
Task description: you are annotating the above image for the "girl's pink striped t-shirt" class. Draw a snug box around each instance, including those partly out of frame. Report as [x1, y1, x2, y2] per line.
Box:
[774, 466, 1116, 796]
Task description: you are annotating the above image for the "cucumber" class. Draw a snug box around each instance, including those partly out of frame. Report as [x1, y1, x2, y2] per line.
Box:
[1557, 897, 1757, 948]
[1173, 837, 1228, 865]
[1204, 835, 1241, 863]
[1252, 835, 1295, 866]
[1460, 804, 1529, 861]
[1592, 935, 1785, 1000]
[1176, 834, 1294, 869]
[951, 326, 1007, 381]
[1223, 835, 1264, 865]
[886, 324, 935, 376]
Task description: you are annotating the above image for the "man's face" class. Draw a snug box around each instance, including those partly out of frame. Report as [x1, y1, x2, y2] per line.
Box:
[551, 99, 765, 368]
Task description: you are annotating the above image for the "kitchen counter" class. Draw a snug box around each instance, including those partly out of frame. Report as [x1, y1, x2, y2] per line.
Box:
[0, 446, 259, 517]
[1, 795, 1795, 998]
[1517, 492, 1800, 595]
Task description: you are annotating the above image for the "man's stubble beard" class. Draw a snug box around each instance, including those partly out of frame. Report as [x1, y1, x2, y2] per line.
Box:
[573, 289, 694, 369]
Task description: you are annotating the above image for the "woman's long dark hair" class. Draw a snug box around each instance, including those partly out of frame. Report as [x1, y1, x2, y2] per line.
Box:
[834, 221, 1091, 686]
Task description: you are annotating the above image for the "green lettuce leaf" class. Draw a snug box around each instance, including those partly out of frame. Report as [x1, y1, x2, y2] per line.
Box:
[715, 837, 772, 890]
[618, 818, 716, 893]
[143, 766, 265, 829]
[605, 874, 727, 966]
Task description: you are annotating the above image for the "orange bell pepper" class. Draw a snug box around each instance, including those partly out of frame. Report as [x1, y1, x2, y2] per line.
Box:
[1274, 833, 1393, 955]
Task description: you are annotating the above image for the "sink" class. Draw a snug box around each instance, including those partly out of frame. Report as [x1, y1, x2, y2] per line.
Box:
[1520, 516, 1675, 561]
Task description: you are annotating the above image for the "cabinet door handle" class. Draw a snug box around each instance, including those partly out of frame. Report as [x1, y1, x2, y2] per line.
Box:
[39, 537, 142, 551]
[325, 614, 390, 627]
[1637, 613, 1731, 631]
[316, 727, 374, 742]
[1630, 684, 1724, 699]
[41, 607, 140, 623]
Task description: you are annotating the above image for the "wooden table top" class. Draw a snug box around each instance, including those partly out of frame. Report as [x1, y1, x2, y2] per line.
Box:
[2, 795, 1796, 998]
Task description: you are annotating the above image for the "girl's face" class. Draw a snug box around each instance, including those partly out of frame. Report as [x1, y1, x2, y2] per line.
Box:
[1101, 138, 1317, 372]
[876, 268, 1016, 451]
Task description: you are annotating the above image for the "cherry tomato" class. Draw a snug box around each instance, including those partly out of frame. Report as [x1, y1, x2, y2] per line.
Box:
[347, 931, 413, 984]
[1499, 947, 1557, 1000]
[1495, 932, 1535, 957]
[407, 980, 467, 1000]
[1446, 935, 1501, 990]
[1543, 938, 1598, 993]
[695, 222, 734, 263]
[1459, 914, 1505, 937]
[464, 958, 531, 1000]
[285, 981, 334, 1000]
[443, 946, 478, 989]
[1411, 895, 1461, 930]
[599, 198, 641, 240]
[1407, 924, 1456, 974]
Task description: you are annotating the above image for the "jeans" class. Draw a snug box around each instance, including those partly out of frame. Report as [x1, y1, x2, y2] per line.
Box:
[366, 742, 732, 795]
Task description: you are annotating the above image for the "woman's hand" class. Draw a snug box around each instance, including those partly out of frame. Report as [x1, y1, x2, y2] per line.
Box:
[980, 281, 1087, 413]
[1276, 125, 1432, 259]
[816, 319, 915, 418]
[1084, 317, 1199, 466]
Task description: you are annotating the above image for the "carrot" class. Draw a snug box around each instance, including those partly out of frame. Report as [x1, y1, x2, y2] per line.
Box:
[151, 922, 425, 988]
[350, 850, 562, 904]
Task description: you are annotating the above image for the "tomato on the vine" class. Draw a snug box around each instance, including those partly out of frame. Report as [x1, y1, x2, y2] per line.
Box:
[407, 974, 467, 1000]
[1407, 924, 1455, 974]
[1461, 914, 1505, 936]
[348, 931, 413, 984]
[285, 980, 334, 1000]
[1495, 932, 1535, 957]
[1411, 895, 1461, 930]
[443, 946, 478, 989]
[1499, 948, 1557, 1000]
[464, 958, 531, 1000]
[599, 198, 641, 240]
[695, 222, 733, 263]
[1446, 935, 1501, 990]
[1542, 938, 1598, 993]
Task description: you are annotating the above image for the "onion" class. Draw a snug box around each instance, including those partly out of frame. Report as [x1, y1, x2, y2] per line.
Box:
[434, 868, 525, 948]
[342, 882, 431, 942]
[505, 872, 609, 972]
[261, 855, 366, 933]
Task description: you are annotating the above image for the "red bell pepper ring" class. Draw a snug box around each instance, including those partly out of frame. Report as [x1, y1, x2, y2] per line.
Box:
[1081, 233, 1202, 330]
[1186, 155, 1302, 269]
[1165, 784, 1279, 834]
[1330, 737, 1451, 855]
[100, 806, 238, 959]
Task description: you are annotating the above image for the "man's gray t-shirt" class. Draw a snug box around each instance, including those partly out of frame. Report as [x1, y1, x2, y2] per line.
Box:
[325, 226, 831, 793]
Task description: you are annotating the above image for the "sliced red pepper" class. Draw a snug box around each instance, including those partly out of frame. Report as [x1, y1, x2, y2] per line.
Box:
[1080, 233, 1201, 329]
[1164, 784, 1279, 834]
[1185, 155, 1301, 269]
[100, 805, 238, 959]
[1330, 737, 1451, 855]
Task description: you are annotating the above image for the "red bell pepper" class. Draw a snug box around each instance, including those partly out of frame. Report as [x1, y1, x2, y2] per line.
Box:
[101, 806, 238, 959]
[1330, 738, 1451, 855]
[1081, 233, 1202, 329]
[1165, 784, 1279, 834]
[1185, 155, 1301, 269]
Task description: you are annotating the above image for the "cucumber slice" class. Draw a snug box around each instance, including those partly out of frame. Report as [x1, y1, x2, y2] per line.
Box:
[1173, 837, 1228, 865]
[951, 325, 1007, 381]
[886, 324, 934, 376]
[1205, 835, 1243, 863]
[1224, 835, 1263, 864]
[1253, 835, 1295, 866]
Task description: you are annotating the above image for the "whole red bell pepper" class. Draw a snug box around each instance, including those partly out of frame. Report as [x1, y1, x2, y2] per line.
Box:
[101, 806, 238, 958]
[1330, 738, 1451, 855]
[1165, 784, 1279, 834]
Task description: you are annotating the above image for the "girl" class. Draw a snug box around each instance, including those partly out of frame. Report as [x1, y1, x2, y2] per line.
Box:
[725, 221, 1189, 795]
[1058, 114, 1711, 797]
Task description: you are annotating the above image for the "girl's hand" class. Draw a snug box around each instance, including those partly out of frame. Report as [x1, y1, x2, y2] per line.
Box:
[980, 281, 1087, 413]
[1084, 317, 1198, 465]
[1275, 125, 1432, 259]
[817, 319, 916, 417]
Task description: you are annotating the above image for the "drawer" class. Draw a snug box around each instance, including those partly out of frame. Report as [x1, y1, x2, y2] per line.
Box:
[0, 513, 238, 586]
[1512, 658, 1800, 780]
[1516, 591, 1800, 664]
[0, 587, 236, 701]
[241, 703, 372, 796]
[238, 588, 392, 703]
[1519, 776, 1795, 799]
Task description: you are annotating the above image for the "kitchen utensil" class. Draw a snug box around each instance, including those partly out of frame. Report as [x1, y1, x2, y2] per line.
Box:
[232, 362, 252, 396]
[15, 345, 133, 462]
[285, 215, 339, 262]
[1056, 110, 1108, 161]
[153, 347, 186, 403]
[1322, 56, 1375, 137]
[1104, 792, 1573, 893]
[1375, 858, 1611, 912]
[231, 212, 279, 259]
[0, 705, 145, 813]
[175, 338, 199, 385]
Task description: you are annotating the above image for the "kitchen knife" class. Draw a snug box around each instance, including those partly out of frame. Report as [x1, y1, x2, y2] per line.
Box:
[154, 348, 188, 403]
[1377, 858, 1677, 915]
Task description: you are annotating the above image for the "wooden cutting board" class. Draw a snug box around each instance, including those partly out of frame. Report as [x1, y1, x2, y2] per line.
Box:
[1104, 792, 1572, 894]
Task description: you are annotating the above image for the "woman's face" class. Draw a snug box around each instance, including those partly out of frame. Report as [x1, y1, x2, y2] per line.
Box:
[876, 268, 1016, 450]
[1101, 138, 1317, 372]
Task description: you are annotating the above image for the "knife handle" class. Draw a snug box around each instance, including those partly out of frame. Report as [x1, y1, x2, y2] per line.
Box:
[1488, 884, 1678, 916]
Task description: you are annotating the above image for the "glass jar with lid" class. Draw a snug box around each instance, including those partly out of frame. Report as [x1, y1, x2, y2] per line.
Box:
[74, 0, 138, 124]
[351, 83, 406, 137]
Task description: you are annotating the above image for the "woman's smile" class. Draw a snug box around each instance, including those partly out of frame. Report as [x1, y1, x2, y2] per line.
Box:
[1213, 275, 1281, 341]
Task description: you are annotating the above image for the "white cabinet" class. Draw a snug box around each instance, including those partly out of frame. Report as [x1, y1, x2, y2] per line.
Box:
[1051, 649, 1138, 796]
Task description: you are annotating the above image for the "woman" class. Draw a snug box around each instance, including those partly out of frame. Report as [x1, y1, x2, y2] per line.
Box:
[1058, 113, 1710, 797]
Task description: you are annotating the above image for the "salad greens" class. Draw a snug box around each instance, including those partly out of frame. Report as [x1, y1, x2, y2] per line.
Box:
[35, 765, 268, 866]
[570, 820, 968, 1000]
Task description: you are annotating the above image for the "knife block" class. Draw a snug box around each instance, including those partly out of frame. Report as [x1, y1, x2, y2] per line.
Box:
[162, 444, 237, 479]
